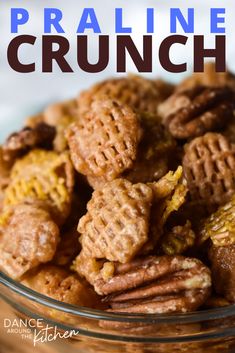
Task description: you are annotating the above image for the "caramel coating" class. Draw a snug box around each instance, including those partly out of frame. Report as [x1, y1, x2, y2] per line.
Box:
[123, 114, 176, 183]
[44, 99, 79, 126]
[177, 62, 235, 92]
[2, 123, 56, 163]
[4, 149, 74, 224]
[160, 86, 234, 139]
[183, 133, 235, 208]
[143, 167, 188, 252]
[24, 113, 45, 128]
[23, 265, 100, 308]
[66, 97, 142, 186]
[78, 75, 174, 116]
[1, 69, 235, 318]
[0, 203, 59, 279]
[199, 195, 235, 246]
[78, 178, 153, 263]
[44, 99, 79, 152]
[72, 250, 105, 286]
[0, 147, 11, 207]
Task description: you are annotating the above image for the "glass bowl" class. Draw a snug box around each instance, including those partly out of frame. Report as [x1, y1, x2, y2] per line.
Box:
[1, 270, 235, 353]
[1, 109, 235, 353]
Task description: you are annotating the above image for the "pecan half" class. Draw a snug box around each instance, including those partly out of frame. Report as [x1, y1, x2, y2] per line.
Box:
[95, 256, 211, 314]
[159, 86, 234, 139]
[177, 62, 235, 92]
[2, 123, 56, 163]
[183, 133, 235, 208]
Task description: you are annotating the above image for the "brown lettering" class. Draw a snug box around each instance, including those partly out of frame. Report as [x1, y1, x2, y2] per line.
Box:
[194, 35, 226, 72]
[7, 35, 36, 73]
[77, 35, 109, 73]
[159, 35, 187, 73]
[117, 35, 152, 72]
[42, 35, 73, 72]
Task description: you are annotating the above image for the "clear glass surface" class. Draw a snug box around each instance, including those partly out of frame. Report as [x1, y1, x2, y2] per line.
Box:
[1, 271, 235, 353]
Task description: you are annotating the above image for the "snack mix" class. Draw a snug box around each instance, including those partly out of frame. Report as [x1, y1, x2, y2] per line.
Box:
[1, 63, 235, 324]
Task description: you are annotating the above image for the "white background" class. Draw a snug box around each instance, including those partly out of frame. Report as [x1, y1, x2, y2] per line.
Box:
[0, 0, 234, 141]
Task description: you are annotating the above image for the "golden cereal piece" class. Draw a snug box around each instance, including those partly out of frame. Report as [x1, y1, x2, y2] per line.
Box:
[53, 115, 75, 152]
[24, 113, 45, 128]
[161, 221, 196, 255]
[0, 203, 59, 279]
[199, 195, 235, 246]
[23, 265, 100, 308]
[78, 75, 174, 116]
[66, 97, 142, 184]
[4, 149, 74, 223]
[44, 99, 79, 126]
[71, 250, 105, 286]
[78, 178, 153, 263]
[183, 133, 235, 209]
[142, 167, 188, 252]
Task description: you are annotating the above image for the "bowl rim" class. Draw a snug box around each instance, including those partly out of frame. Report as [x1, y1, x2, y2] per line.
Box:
[1, 270, 235, 324]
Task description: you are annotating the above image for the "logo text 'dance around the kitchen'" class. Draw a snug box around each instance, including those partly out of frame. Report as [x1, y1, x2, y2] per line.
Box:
[8, 7, 226, 73]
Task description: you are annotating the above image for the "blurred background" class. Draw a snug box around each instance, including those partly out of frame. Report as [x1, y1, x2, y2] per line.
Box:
[0, 0, 234, 141]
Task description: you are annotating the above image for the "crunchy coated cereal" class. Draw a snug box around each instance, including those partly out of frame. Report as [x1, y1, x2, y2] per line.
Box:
[66, 97, 142, 186]
[1, 69, 235, 318]
[23, 265, 100, 307]
[78, 178, 153, 263]
[0, 203, 59, 279]
[4, 149, 74, 223]
[199, 195, 235, 246]
[183, 133, 235, 209]
[78, 75, 174, 116]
